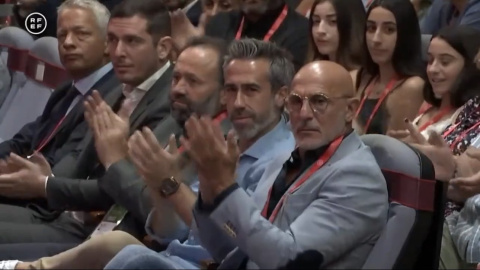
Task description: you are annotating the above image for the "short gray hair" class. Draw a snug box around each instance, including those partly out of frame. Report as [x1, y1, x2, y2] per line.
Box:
[224, 38, 295, 92]
[58, 0, 110, 35]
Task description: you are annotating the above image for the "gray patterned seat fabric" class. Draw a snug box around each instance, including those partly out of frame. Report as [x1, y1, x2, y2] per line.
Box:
[0, 36, 63, 141]
[0, 26, 34, 123]
[361, 134, 444, 269]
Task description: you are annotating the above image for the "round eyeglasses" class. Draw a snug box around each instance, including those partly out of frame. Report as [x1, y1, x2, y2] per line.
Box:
[285, 92, 353, 114]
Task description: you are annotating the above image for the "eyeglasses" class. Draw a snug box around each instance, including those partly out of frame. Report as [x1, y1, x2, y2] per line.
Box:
[285, 92, 352, 114]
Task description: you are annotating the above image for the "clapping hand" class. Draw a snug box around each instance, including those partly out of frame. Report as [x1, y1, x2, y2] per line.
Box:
[0, 153, 48, 199]
[84, 90, 130, 169]
[410, 131, 455, 181]
[180, 115, 239, 204]
[128, 128, 182, 189]
[387, 118, 427, 144]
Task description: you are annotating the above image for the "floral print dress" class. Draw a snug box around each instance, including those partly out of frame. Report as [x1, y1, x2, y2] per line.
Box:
[442, 96, 480, 216]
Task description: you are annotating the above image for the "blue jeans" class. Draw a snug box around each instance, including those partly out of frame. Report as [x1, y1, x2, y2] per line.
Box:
[104, 245, 201, 269]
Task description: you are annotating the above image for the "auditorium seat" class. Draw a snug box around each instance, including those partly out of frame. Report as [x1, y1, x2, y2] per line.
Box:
[361, 134, 446, 269]
[0, 27, 34, 122]
[0, 47, 9, 107]
[0, 36, 70, 142]
[421, 34, 432, 62]
[0, 0, 13, 26]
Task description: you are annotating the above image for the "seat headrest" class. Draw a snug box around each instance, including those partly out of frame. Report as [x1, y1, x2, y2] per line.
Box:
[0, 27, 35, 73]
[28, 37, 61, 66]
[0, 27, 34, 49]
[362, 134, 422, 177]
[421, 34, 432, 62]
[361, 134, 436, 211]
[24, 37, 69, 89]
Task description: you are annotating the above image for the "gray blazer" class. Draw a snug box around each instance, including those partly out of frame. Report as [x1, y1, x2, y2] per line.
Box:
[193, 132, 389, 269]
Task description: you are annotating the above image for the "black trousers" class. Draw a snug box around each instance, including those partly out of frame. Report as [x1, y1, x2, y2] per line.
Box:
[0, 203, 87, 246]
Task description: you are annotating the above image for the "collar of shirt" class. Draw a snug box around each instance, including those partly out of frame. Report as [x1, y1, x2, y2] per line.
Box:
[123, 61, 171, 97]
[183, 0, 198, 13]
[241, 114, 292, 160]
[286, 129, 354, 170]
[73, 63, 113, 96]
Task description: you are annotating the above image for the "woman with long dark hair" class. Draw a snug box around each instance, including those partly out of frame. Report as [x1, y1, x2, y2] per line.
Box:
[394, 26, 480, 270]
[354, 0, 425, 135]
[390, 26, 480, 142]
[308, 0, 366, 79]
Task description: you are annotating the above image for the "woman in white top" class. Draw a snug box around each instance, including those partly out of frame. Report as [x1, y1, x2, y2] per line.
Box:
[389, 26, 480, 142]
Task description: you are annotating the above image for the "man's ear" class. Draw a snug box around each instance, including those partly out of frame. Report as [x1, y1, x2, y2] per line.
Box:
[274, 86, 288, 108]
[345, 97, 359, 123]
[156, 36, 173, 62]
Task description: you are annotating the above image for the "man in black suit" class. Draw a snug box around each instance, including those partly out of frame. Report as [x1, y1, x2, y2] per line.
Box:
[0, 0, 118, 167]
[0, 0, 173, 247]
[204, 0, 308, 70]
[0, 36, 227, 265]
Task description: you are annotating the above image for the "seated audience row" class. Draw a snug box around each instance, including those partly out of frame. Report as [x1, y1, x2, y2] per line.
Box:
[0, 0, 478, 269]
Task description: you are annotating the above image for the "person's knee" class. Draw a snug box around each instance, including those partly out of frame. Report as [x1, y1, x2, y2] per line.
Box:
[105, 245, 158, 269]
[117, 244, 154, 257]
[109, 246, 172, 269]
[77, 231, 144, 267]
[101, 231, 143, 248]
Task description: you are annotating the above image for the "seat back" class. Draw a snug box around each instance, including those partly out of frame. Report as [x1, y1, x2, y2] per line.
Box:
[361, 134, 446, 269]
[421, 34, 432, 62]
[0, 27, 34, 122]
[0, 0, 13, 26]
[0, 37, 70, 141]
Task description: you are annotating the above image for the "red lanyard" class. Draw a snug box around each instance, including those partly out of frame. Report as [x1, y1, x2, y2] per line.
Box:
[442, 121, 480, 150]
[417, 107, 452, 132]
[355, 77, 397, 133]
[235, 5, 288, 41]
[417, 103, 432, 116]
[366, 0, 374, 8]
[177, 111, 228, 153]
[261, 135, 344, 222]
[34, 114, 68, 153]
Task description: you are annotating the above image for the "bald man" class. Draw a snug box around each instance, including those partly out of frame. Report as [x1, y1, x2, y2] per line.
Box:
[182, 60, 389, 269]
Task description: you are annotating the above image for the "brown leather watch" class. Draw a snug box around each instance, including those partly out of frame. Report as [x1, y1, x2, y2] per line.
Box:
[158, 176, 180, 197]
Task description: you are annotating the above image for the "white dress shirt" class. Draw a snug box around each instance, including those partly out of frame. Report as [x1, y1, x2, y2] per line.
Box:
[121, 61, 171, 116]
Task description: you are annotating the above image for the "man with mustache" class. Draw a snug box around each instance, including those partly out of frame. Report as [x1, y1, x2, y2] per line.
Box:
[1, 38, 295, 270]
[102, 38, 295, 270]
[171, 0, 308, 70]
[173, 61, 388, 269]
[0, 0, 174, 259]
[204, 0, 308, 70]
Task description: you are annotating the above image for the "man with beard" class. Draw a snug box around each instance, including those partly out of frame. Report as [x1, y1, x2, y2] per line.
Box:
[204, 0, 308, 70]
[0, 0, 174, 262]
[3, 38, 296, 270]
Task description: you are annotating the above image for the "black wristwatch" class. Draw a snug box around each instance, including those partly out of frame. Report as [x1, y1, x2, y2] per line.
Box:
[158, 176, 180, 197]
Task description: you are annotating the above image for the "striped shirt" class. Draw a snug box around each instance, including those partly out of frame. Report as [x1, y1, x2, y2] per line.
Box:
[447, 134, 480, 263]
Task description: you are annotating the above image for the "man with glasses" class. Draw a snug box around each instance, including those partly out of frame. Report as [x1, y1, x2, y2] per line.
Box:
[104, 60, 389, 269]
[183, 60, 389, 269]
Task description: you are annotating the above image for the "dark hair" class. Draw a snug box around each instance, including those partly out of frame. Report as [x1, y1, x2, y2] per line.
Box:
[308, 0, 366, 71]
[110, 0, 171, 41]
[357, 0, 423, 88]
[423, 26, 480, 108]
[181, 36, 228, 85]
[224, 38, 295, 92]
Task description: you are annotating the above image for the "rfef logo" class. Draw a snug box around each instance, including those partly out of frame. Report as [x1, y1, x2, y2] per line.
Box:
[25, 12, 47, 35]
